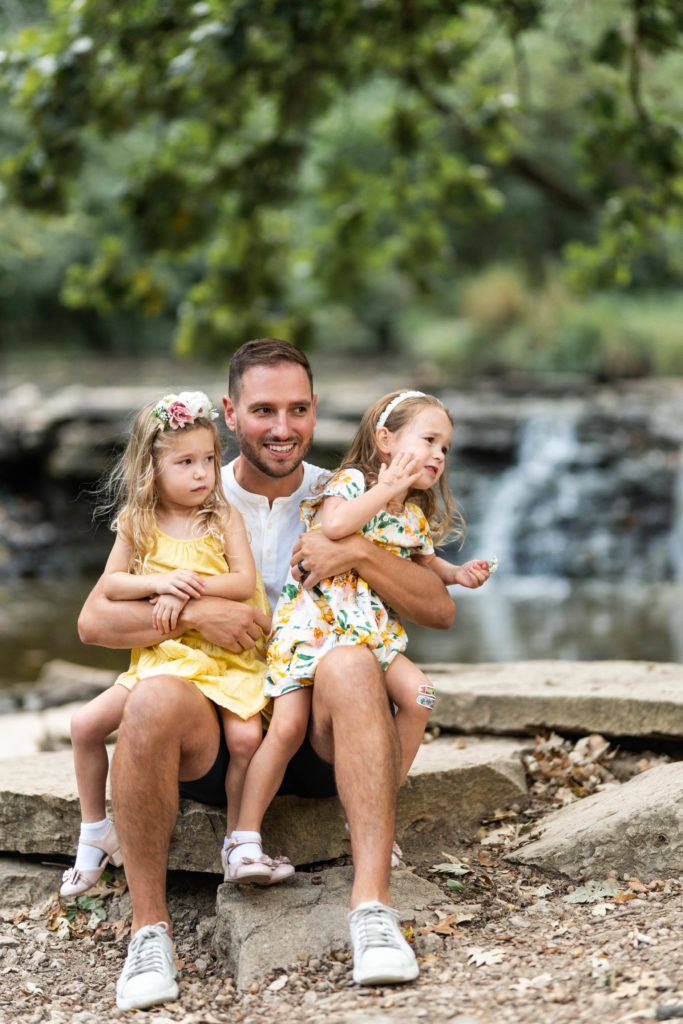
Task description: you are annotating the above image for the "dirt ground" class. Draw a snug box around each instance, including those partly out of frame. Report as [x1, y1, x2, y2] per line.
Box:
[1, 736, 682, 1024]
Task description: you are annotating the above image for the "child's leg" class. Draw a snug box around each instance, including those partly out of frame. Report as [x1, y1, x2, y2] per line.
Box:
[235, 687, 312, 834]
[61, 685, 129, 897]
[70, 685, 130, 820]
[385, 654, 434, 784]
[219, 709, 263, 836]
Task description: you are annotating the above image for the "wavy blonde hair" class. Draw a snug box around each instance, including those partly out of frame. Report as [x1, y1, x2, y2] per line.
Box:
[98, 398, 231, 572]
[339, 391, 464, 546]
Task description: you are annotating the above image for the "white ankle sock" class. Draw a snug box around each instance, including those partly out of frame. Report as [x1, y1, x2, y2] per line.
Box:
[75, 817, 111, 870]
[227, 830, 262, 864]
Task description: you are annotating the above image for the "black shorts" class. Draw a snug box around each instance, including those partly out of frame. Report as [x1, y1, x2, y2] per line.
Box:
[178, 703, 337, 806]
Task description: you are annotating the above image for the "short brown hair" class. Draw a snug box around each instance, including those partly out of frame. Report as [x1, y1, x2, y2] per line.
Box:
[228, 339, 313, 400]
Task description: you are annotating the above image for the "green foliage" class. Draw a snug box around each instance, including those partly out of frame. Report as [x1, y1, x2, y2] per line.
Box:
[0, 0, 681, 361]
[406, 266, 683, 380]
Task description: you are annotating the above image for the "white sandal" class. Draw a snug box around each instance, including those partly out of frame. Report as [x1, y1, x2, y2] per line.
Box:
[261, 852, 295, 885]
[221, 840, 295, 885]
[60, 822, 123, 898]
[221, 839, 273, 885]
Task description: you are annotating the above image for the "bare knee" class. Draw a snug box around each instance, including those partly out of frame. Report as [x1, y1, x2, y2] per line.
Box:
[315, 646, 385, 711]
[225, 720, 262, 763]
[119, 676, 190, 747]
[269, 708, 308, 752]
[70, 703, 110, 747]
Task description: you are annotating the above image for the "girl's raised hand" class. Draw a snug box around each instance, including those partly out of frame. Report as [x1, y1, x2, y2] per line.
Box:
[155, 569, 205, 600]
[378, 451, 423, 493]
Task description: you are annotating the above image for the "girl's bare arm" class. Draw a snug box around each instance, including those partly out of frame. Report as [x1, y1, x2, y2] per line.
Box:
[201, 507, 257, 602]
[320, 454, 422, 539]
[102, 535, 204, 601]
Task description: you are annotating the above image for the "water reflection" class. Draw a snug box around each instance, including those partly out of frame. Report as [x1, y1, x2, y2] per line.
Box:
[408, 578, 683, 665]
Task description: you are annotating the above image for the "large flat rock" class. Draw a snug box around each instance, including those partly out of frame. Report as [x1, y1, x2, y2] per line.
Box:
[212, 865, 443, 990]
[0, 736, 528, 874]
[507, 761, 683, 881]
[426, 660, 683, 740]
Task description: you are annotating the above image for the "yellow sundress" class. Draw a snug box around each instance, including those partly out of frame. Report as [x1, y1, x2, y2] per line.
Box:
[266, 468, 434, 697]
[115, 528, 270, 720]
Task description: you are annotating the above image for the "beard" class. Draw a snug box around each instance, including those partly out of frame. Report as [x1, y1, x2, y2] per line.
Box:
[233, 421, 312, 479]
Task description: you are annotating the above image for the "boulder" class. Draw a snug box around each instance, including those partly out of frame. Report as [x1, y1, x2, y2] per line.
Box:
[0, 858, 61, 908]
[212, 864, 443, 989]
[427, 661, 683, 740]
[0, 736, 529, 874]
[30, 659, 118, 709]
[507, 761, 683, 881]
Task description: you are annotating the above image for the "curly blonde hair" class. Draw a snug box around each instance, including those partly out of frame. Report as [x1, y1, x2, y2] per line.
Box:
[339, 391, 464, 546]
[97, 398, 231, 572]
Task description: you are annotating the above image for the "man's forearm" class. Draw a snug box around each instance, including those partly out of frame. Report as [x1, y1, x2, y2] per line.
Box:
[350, 536, 455, 629]
[78, 577, 180, 649]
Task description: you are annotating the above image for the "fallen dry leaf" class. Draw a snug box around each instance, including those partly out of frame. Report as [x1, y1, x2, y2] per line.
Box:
[419, 914, 464, 937]
[628, 877, 648, 894]
[467, 947, 506, 967]
[615, 891, 638, 903]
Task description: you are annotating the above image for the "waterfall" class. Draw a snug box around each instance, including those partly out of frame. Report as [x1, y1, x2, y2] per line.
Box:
[475, 412, 582, 578]
[670, 450, 683, 582]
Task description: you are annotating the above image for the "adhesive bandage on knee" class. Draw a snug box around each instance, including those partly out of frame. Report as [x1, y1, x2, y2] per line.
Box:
[416, 684, 436, 710]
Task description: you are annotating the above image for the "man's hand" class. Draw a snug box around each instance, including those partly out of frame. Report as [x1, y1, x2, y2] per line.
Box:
[291, 531, 360, 589]
[182, 596, 271, 652]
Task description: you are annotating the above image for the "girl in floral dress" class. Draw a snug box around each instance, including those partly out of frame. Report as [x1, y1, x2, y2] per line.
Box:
[225, 390, 493, 878]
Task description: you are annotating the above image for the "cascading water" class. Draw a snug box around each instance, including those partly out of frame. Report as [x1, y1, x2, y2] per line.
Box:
[409, 400, 683, 664]
[474, 413, 582, 578]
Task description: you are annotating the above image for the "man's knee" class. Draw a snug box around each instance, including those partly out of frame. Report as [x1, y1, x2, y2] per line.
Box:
[120, 676, 198, 743]
[316, 645, 382, 686]
[316, 646, 384, 706]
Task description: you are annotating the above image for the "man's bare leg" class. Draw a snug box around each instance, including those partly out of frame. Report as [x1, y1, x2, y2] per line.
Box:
[111, 675, 219, 934]
[309, 646, 399, 910]
[309, 646, 418, 985]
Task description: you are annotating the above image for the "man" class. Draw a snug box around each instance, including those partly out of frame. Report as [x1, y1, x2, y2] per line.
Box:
[78, 338, 455, 1011]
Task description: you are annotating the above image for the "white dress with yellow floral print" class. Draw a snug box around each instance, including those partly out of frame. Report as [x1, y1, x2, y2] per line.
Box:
[265, 468, 434, 698]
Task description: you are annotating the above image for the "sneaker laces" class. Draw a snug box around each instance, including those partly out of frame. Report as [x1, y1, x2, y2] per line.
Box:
[353, 905, 403, 952]
[121, 924, 171, 982]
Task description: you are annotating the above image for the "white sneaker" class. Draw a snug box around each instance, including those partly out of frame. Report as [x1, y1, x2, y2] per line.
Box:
[116, 922, 179, 1011]
[348, 901, 419, 985]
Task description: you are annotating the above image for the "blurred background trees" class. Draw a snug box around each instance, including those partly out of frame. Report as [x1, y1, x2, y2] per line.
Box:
[1, 0, 682, 377]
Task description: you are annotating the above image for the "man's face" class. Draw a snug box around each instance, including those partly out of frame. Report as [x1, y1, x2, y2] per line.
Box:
[223, 362, 317, 479]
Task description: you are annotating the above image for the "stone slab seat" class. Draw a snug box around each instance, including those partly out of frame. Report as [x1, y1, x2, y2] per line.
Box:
[426, 660, 683, 740]
[0, 736, 528, 873]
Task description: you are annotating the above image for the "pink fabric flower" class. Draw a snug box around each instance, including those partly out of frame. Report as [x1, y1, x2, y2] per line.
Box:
[165, 400, 194, 429]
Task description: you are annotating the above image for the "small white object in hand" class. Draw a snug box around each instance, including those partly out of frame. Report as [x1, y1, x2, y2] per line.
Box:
[487, 556, 498, 572]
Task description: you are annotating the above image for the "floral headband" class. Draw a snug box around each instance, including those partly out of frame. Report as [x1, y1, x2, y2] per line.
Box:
[150, 391, 219, 430]
[376, 391, 426, 430]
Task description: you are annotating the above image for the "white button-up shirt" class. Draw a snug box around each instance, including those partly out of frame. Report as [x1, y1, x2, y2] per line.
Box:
[221, 459, 329, 611]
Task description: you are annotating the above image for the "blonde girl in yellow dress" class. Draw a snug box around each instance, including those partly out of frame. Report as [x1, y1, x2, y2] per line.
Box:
[227, 390, 494, 878]
[60, 390, 288, 897]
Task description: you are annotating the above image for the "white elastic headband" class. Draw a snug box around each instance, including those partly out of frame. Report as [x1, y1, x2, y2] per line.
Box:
[376, 391, 426, 430]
